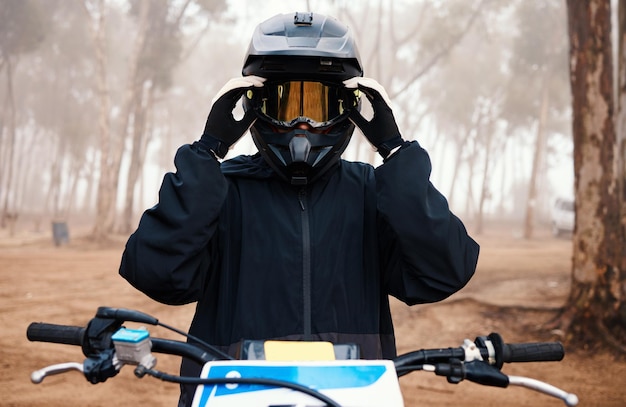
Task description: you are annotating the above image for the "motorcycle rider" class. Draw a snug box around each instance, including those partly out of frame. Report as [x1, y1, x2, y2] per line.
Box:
[119, 12, 480, 406]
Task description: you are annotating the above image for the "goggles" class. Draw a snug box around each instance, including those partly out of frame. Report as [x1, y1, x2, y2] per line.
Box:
[246, 80, 360, 128]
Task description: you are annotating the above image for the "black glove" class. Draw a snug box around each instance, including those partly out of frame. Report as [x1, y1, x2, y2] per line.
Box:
[198, 76, 265, 158]
[343, 77, 405, 159]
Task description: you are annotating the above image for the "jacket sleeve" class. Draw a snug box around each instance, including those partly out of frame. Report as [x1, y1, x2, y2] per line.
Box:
[376, 141, 479, 305]
[119, 143, 227, 305]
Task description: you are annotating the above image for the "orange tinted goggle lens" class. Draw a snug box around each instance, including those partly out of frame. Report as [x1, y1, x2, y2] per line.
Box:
[256, 81, 354, 125]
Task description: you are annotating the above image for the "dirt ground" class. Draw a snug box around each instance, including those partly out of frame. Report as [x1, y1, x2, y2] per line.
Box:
[1, 221, 625, 406]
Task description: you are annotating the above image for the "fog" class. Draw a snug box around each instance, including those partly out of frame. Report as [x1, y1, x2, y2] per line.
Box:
[0, 0, 574, 237]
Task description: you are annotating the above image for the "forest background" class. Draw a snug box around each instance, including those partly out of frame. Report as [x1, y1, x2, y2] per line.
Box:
[0, 0, 579, 239]
[2, 1, 626, 405]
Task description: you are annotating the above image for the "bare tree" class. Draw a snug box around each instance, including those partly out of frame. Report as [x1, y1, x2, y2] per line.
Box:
[0, 0, 47, 231]
[332, 1, 486, 165]
[107, 0, 150, 234]
[82, 0, 114, 241]
[118, 0, 226, 234]
[122, 81, 153, 233]
[19, 1, 98, 232]
[523, 77, 550, 239]
[502, 0, 570, 239]
[475, 96, 503, 234]
[416, 4, 510, 223]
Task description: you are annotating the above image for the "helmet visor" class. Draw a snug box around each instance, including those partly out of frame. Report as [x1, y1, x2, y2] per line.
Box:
[249, 81, 359, 128]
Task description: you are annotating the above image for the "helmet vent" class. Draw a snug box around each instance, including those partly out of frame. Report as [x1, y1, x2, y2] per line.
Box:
[318, 59, 344, 73]
[294, 12, 313, 26]
[259, 58, 286, 72]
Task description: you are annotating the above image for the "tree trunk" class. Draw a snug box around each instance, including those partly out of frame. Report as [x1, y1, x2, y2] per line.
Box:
[46, 139, 64, 219]
[62, 159, 83, 220]
[497, 137, 510, 217]
[0, 56, 17, 229]
[0, 95, 8, 225]
[562, 0, 625, 349]
[85, 0, 113, 242]
[106, 0, 150, 233]
[16, 131, 41, 215]
[617, 0, 626, 277]
[523, 81, 549, 239]
[121, 83, 152, 234]
[447, 126, 471, 210]
[80, 153, 98, 217]
[476, 112, 496, 235]
[463, 135, 477, 218]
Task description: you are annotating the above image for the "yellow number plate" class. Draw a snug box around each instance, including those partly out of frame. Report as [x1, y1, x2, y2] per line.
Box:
[263, 341, 336, 361]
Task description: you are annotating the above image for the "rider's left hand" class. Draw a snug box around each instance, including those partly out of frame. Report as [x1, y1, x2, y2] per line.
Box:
[343, 77, 405, 159]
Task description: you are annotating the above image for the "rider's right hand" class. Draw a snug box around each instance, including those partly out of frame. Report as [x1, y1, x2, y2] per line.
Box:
[198, 76, 265, 158]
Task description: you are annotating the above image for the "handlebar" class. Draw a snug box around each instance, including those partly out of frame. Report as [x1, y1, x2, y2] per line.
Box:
[27, 322, 564, 372]
[480, 332, 563, 368]
[26, 307, 578, 406]
[502, 341, 564, 363]
[393, 332, 564, 374]
[27, 323, 85, 347]
[25, 322, 218, 366]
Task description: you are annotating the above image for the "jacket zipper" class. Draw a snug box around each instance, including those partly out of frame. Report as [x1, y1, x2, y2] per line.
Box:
[298, 187, 312, 339]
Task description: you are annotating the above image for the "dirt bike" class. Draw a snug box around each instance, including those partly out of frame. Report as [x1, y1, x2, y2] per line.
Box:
[27, 306, 579, 406]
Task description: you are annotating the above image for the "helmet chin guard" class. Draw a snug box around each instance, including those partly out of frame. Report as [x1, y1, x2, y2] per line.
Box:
[250, 120, 354, 185]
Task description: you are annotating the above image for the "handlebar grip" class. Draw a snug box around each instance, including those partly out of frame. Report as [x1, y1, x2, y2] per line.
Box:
[502, 342, 564, 363]
[27, 323, 85, 346]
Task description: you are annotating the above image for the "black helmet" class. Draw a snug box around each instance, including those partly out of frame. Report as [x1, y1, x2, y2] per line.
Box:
[242, 12, 363, 185]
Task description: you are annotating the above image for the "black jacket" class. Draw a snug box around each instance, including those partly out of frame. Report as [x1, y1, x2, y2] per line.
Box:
[119, 140, 479, 404]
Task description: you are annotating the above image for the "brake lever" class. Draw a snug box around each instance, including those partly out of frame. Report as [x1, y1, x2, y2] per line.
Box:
[32, 349, 122, 385]
[508, 376, 579, 406]
[31, 362, 84, 384]
[426, 359, 578, 406]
